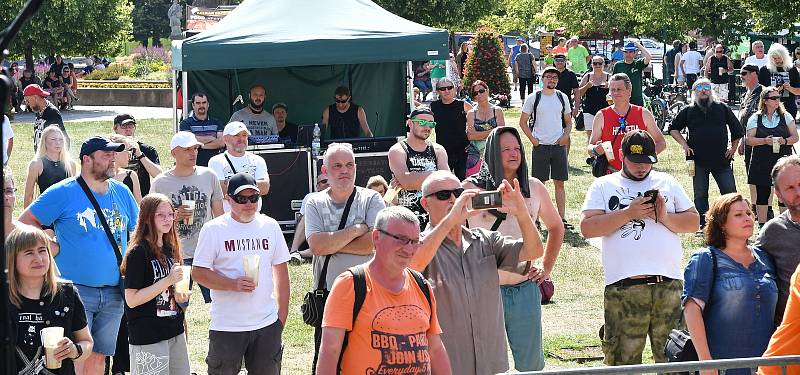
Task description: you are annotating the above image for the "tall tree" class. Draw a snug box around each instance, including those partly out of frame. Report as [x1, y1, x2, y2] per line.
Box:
[463, 28, 511, 97]
[132, 0, 170, 47]
[374, 0, 498, 29]
[0, 0, 132, 69]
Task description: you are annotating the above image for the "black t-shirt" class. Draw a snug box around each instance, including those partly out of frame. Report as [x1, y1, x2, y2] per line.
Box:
[430, 99, 469, 151]
[758, 66, 800, 117]
[33, 103, 66, 152]
[15, 285, 87, 375]
[709, 56, 730, 84]
[128, 142, 160, 195]
[279, 121, 299, 144]
[555, 69, 579, 105]
[669, 102, 744, 170]
[124, 243, 184, 345]
[44, 76, 62, 89]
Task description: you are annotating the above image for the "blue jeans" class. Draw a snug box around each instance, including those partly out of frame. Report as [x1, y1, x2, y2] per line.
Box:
[501, 280, 545, 371]
[694, 163, 737, 226]
[183, 257, 212, 304]
[75, 284, 125, 355]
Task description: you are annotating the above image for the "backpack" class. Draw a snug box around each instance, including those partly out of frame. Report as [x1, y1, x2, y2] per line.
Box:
[528, 90, 567, 130]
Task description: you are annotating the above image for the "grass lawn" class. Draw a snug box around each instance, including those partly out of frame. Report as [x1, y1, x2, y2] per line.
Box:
[7, 110, 754, 373]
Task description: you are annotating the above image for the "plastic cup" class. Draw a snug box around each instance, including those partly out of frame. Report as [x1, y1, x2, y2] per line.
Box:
[174, 265, 192, 294]
[686, 160, 695, 177]
[773, 137, 781, 154]
[243, 254, 260, 286]
[183, 200, 196, 225]
[718, 67, 725, 76]
[40, 327, 64, 369]
[601, 141, 615, 161]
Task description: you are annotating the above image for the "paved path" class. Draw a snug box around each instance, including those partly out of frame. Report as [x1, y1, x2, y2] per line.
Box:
[9, 105, 173, 124]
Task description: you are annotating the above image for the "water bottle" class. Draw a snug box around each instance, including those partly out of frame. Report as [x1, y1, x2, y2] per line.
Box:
[312, 123, 321, 157]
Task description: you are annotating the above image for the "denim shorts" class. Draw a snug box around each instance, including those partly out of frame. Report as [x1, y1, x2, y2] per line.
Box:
[75, 284, 125, 356]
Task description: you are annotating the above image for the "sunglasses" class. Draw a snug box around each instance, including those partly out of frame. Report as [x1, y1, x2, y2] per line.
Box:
[425, 187, 464, 200]
[554, 58, 566, 62]
[765, 96, 781, 101]
[715, 50, 724, 53]
[740, 71, 751, 76]
[695, 83, 713, 91]
[334, 98, 349, 103]
[230, 194, 260, 204]
[437, 86, 454, 91]
[592, 61, 604, 66]
[377, 229, 422, 247]
[472, 88, 487, 96]
[410, 119, 436, 128]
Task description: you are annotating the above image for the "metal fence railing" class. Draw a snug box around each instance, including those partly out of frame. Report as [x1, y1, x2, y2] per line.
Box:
[510, 355, 800, 375]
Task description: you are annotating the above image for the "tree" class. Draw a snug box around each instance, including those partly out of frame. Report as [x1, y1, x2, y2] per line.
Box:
[374, 0, 498, 30]
[0, 0, 132, 70]
[132, 0, 171, 47]
[479, 0, 546, 35]
[742, 0, 800, 34]
[463, 28, 511, 99]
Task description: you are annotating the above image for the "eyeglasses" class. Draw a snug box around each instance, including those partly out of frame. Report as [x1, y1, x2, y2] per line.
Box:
[377, 229, 422, 247]
[592, 61, 604, 66]
[472, 88, 487, 96]
[543, 75, 559, 80]
[410, 119, 436, 128]
[230, 194, 260, 204]
[765, 96, 781, 101]
[155, 212, 175, 220]
[437, 86, 454, 91]
[695, 83, 713, 91]
[334, 98, 349, 103]
[554, 58, 566, 63]
[425, 187, 464, 200]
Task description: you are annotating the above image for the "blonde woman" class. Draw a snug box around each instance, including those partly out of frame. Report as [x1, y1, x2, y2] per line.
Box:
[108, 134, 143, 204]
[7, 225, 94, 374]
[23, 125, 76, 207]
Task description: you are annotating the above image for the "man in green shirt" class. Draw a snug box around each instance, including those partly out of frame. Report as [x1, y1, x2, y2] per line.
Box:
[567, 37, 590, 73]
[612, 41, 652, 106]
[430, 59, 447, 100]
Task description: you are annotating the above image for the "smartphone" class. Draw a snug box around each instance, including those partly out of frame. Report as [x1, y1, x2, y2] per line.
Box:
[643, 189, 659, 204]
[472, 191, 503, 210]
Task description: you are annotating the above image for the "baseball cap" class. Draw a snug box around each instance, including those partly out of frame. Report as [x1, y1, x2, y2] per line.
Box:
[621, 130, 658, 164]
[22, 84, 49, 97]
[553, 54, 566, 60]
[227, 172, 259, 195]
[622, 42, 638, 52]
[740, 64, 759, 74]
[80, 136, 125, 158]
[113, 114, 136, 126]
[223, 121, 251, 136]
[272, 102, 288, 112]
[170, 131, 203, 150]
[542, 66, 561, 77]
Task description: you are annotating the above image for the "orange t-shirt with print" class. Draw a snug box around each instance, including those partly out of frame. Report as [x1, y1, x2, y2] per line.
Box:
[759, 264, 800, 375]
[322, 267, 442, 375]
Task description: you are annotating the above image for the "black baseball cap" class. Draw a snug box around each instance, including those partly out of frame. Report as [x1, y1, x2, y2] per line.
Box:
[227, 172, 259, 195]
[113, 114, 136, 126]
[740, 64, 759, 74]
[80, 136, 125, 158]
[621, 130, 658, 164]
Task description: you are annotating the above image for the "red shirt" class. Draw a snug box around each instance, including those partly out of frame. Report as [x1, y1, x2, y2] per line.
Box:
[599, 105, 647, 171]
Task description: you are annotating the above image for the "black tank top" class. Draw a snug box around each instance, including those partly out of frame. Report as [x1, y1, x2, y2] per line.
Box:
[709, 56, 729, 84]
[430, 99, 469, 150]
[122, 170, 135, 192]
[327, 103, 361, 139]
[397, 141, 438, 228]
[37, 157, 68, 193]
[582, 73, 610, 115]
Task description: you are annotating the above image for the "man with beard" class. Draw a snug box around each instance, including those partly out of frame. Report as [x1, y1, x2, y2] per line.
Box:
[180, 91, 225, 166]
[208, 122, 270, 212]
[228, 84, 279, 137]
[755, 155, 800, 326]
[152, 131, 225, 304]
[580, 130, 699, 366]
[23, 84, 67, 151]
[430, 78, 472, 180]
[321, 86, 373, 139]
[388, 107, 449, 228]
[669, 78, 743, 230]
[19, 136, 140, 375]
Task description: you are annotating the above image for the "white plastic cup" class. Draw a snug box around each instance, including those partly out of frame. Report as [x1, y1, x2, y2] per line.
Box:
[687, 160, 695, 177]
[174, 265, 192, 294]
[183, 200, 196, 225]
[773, 137, 781, 154]
[243, 254, 260, 286]
[601, 141, 615, 161]
[40, 326, 64, 369]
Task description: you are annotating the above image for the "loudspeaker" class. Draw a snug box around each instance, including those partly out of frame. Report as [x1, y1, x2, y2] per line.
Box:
[256, 149, 312, 232]
[314, 152, 392, 188]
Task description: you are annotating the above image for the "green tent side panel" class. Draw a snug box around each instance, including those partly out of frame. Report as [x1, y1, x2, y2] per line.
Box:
[188, 62, 407, 138]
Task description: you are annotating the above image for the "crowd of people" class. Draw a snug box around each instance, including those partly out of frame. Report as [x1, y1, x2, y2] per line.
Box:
[4, 37, 800, 375]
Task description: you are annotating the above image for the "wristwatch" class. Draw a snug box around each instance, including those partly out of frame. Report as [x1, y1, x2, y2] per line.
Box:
[73, 343, 83, 359]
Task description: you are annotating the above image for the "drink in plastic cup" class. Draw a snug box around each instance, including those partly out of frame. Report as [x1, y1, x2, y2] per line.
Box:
[601, 141, 615, 161]
[243, 254, 260, 286]
[718, 67, 725, 76]
[40, 326, 64, 369]
[773, 137, 781, 153]
[686, 160, 695, 177]
[183, 200, 196, 225]
[174, 265, 192, 294]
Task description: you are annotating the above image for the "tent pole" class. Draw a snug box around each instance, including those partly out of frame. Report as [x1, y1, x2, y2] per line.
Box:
[172, 70, 178, 133]
[407, 61, 414, 111]
[182, 71, 189, 119]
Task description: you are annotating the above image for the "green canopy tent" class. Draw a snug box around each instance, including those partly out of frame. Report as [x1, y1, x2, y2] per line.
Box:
[171, 0, 449, 137]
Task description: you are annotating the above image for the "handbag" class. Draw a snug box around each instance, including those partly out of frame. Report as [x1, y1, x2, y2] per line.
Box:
[664, 249, 718, 362]
[575, 110, 585, 131]
[590, 117, 627, 178]
[76, 176, 125, 290]
[300, 188, 357, 327]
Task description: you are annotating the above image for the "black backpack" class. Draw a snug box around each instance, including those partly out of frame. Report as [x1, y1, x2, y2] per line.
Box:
[528, 90, 567, 130]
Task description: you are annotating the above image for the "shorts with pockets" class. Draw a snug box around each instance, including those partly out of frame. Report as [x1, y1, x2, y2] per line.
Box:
[206, 319, 284, 375]
[531, 144, 569, 182]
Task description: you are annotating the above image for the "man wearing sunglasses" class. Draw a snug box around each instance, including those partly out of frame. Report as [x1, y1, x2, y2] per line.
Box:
[737, 64, 764, 210]
[321, 86, 373, 139]
[389, 107, 449, 229]
[409, 171, 544, 375]
[704, 44, 734, 102]
[192, 172, 291, 375]
[669, 78, 744, 230]
[431, 78, 473, 180]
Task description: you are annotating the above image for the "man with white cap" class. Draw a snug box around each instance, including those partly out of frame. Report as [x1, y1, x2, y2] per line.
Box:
[192, 172, 290, 375]
[208, 121, 270, 212]
[152, 131, 225, 304]
[23, 83, 67, 151]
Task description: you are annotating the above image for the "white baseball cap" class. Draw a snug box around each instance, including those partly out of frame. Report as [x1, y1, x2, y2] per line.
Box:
[170, 131, 203, 150]
[223, 121, 251, 136]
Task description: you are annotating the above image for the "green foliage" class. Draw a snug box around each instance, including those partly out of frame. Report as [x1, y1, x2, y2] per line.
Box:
[132, 0, 171, 45]
[82, 64, 129, 80]
[463, 28, 511, 97]
[374, 0, 498, 29]
[0, 0, 132, 59]
[479, 0, 546, 35]
[741, 0, 800, 34]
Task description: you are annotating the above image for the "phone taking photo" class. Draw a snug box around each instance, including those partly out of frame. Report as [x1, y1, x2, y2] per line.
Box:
[643, 189, 659, 204]
[472, 191, 503, 210]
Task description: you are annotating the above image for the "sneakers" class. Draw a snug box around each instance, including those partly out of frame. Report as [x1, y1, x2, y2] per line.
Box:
[562, 219, 574, 230]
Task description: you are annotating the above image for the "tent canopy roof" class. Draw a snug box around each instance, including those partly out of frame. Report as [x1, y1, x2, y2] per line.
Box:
[175, 0, 449, 71]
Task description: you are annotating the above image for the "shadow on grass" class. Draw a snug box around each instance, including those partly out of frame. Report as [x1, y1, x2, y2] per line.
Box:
[562, 228, 591, 247]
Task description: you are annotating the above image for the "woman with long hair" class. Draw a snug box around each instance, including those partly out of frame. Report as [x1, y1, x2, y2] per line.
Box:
[7, 224, 94, 374]
[456, 41, 470, 77]
[745, 87, 798, 225]
[23, 125, 76, 207]
[465, 79, 505, 176]
[683, 193, 777, 374]
[121, 194, 190, 375]
[108, 134, 143, 204]
[759, 43, 800, 118]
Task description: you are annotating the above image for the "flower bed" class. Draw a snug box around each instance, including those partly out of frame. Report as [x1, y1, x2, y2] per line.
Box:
[78, 80, 171, 89]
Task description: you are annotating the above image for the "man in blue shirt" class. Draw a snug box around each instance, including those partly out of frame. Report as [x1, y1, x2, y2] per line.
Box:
[20, 136, 139, 375]
[179, 91, 225, 166]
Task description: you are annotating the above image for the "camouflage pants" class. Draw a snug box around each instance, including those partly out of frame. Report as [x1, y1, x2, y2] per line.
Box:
[602, 278, 683, 366]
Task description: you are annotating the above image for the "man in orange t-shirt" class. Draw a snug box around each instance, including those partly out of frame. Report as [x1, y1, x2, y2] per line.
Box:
[317, 206, 452, 375]
[759, 263, 800, 375]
